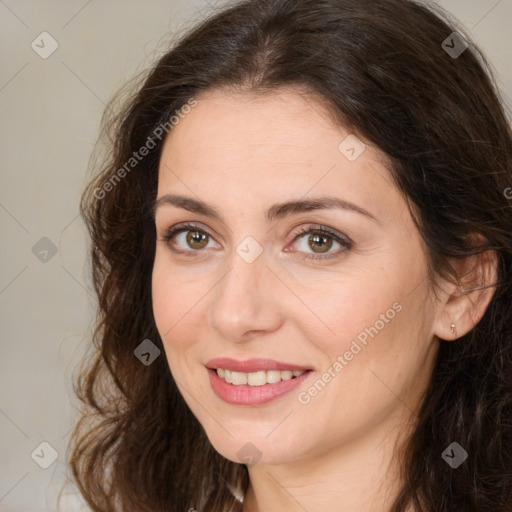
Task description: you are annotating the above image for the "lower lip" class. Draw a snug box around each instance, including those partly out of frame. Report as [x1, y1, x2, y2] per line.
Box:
[207, 368, 312, 406]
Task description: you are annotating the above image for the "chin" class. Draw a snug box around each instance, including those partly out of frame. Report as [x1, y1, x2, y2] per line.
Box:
[203, 427, 308, 466]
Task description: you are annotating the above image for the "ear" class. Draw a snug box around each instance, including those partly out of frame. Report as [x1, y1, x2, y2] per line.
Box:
[433, 244, 498, 341]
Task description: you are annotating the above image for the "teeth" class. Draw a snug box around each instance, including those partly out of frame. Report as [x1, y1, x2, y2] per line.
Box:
[266, 370, 281, 384]
[231, 371, 248, 385]
[248, 370, 267, 386]
[216, 368, 306, 386]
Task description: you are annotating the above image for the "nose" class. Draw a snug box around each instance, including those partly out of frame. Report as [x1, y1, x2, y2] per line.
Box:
[207, 244, 284, 344]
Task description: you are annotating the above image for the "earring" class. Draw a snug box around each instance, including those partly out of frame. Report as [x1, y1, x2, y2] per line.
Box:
[450, 323, 457, 338]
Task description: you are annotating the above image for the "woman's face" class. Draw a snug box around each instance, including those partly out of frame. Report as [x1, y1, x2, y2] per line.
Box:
[152, 87, 441, 466]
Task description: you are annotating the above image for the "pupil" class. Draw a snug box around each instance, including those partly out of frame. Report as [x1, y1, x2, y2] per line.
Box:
[313, 235, 324, 246]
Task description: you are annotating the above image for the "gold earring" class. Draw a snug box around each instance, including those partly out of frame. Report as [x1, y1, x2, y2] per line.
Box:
[450, 323, 457, 338]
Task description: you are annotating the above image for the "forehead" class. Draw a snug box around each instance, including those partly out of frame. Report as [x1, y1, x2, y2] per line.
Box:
[160, 86, 380, 173]
[156, 87, 401, 226]
[163, 87, 341, 155]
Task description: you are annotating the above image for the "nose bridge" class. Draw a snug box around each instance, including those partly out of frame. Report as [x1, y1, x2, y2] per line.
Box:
[221, 232, 267, 298]
[208, 238, 280, 340]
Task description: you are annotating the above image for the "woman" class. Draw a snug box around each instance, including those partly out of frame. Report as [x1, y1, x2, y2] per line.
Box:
[68, 0, 512, 510]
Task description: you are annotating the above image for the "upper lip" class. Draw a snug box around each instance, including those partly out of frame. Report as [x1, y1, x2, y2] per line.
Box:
[205, 358, 312, 373]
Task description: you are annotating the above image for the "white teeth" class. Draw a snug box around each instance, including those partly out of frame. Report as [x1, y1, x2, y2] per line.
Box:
[266, 370, 282, 384]
[231, 371, 248, 385]
[248, 371, 267, 386]
[216, 368, 306, 386]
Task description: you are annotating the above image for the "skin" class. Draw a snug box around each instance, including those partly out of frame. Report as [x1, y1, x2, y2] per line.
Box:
[151, 87, 496, 512]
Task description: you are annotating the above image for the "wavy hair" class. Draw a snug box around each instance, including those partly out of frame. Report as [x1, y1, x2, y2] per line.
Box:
[67, 0, 512, 510]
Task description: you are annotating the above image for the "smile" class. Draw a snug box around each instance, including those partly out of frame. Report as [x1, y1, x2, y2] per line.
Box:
[205, 358, 313, 405]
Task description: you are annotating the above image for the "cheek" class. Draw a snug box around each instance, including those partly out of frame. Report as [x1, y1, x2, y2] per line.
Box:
[303, 260, 431, 387]
[151, 263, 195, 388]
[151, 258, 175, 337]
[151, 253, 195, 354]
[151, 251, 220, 381]
[301, 270, 402, 352]
[151, 250, 202, 333]
[294, 285, 433, 445]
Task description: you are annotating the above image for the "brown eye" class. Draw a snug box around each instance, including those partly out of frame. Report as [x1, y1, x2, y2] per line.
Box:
[185, 229, 209, 249]
[289, 225, 352, 261]
[307, 233, 333, 253]
[160, 223, 216, 256]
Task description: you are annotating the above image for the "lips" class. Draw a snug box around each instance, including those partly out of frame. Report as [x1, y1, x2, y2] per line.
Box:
[205, 358, 313, 405]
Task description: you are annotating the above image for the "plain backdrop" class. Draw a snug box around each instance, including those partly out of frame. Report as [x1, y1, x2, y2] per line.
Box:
[1, 1, 511, 510]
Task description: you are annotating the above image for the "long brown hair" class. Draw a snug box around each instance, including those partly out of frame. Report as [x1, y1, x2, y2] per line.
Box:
[67, 0, 512, 510]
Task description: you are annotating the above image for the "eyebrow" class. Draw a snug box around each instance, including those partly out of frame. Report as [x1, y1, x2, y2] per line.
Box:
[152, 194, 377, 223]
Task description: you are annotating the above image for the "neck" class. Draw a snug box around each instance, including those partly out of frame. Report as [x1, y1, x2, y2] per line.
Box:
[241, 408, 416, 512]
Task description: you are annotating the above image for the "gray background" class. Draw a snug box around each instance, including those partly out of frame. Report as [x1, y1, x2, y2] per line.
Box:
[1, 1, 511, 510]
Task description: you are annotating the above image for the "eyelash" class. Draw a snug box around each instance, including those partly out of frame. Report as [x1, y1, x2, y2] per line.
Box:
[159, 222, 352, 261]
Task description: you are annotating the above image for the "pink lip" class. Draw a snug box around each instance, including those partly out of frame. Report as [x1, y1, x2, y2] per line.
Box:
[205, 358, 314, 406]
[205, 358, 312, 373]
